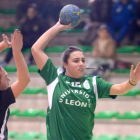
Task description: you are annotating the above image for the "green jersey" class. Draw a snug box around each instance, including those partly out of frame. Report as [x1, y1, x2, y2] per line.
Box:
[39, 58, 116, 140]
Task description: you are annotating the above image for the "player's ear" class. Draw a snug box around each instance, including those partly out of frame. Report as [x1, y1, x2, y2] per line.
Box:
[63, 62, 67, 69]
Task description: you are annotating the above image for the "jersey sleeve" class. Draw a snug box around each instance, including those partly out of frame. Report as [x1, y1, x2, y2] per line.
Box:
[0, 87, 15, 107]
[38, 58, 58, 85]
[96, 76, 117, 99]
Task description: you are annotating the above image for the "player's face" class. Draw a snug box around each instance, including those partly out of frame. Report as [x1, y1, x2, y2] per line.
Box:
[0, 68, 10, 90]
[64, 51, 86, 79]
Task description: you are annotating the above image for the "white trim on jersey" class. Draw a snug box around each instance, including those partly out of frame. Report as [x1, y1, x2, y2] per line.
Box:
[93, 76, 98, 101]
[47, 68, 63, 110]
[0, 108, 9, 140]
[47, 77, 59, 109]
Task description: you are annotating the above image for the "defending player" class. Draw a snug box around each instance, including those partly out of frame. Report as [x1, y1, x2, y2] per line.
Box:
[0, 30, 30, 140]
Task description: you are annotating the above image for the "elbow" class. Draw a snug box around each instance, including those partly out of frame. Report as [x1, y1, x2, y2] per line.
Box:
[24, 75, 30, 86]
[31, 46, 37, 54]
[31, 45, 42, 56]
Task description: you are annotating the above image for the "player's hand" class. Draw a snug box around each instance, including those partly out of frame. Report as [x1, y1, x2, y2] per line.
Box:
[2, 34, 11, 48]
[56, 19, 72, 31]
[130, 62, 140, 85]
[11, 29, 23, 52]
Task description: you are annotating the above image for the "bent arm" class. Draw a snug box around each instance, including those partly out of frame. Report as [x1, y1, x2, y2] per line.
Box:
[31, 20, 72, 71]
[11, 51, 30, 98]
[10, 30, 30, 99]
[31, 24, 61, 70]
[110, 63, 140, 95]
[110, 80, 135, 95]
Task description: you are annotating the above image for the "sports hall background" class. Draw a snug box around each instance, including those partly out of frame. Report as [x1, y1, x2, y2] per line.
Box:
[0, 0, 140, 140]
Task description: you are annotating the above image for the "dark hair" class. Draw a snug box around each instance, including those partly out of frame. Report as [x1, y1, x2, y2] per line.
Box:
[28, 3, 38, 11]
[62, 46, 83, 73]
[62, 46, 103, 74]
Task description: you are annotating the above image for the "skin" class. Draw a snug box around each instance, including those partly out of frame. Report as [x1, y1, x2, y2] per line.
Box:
[0, 68, 10, 90]
[63, 51, 86, 79]
[0, 30, 30, 98]
[32, 19, 140, 96]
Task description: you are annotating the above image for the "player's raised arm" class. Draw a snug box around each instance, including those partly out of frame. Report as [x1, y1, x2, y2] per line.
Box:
[110, 63, 140, 95]
[11, 29, 30, 98]
[31, 20, 72, 70]
[0, 34, 11, 52]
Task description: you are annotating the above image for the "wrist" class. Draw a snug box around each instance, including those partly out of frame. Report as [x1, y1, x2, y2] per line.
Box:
[12, 48, 22, 53]
[54, 23, 62, 32]
[129, 79, 137, 86]
[0, 41, 7, 49]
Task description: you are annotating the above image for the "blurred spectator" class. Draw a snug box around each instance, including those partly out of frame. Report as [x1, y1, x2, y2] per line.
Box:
[130, 0, 140, 45]
[0, 3, 46, 67]
[78, 0, 113, 46]
[108, 0, 136, 46]
[42, 0, 63, 25]
[85, 25, 116, 76]
[15, 0, 47, 25]
[136, 0, 140, 45]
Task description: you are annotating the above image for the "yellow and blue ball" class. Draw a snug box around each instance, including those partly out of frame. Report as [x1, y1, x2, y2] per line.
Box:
[60, 4, 82, 28]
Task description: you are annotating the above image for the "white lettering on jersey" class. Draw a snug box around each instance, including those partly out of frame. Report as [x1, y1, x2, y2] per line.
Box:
[71, 82, 81, 87]
[59, 89, 91, 108]
[65, 99, 88, 107]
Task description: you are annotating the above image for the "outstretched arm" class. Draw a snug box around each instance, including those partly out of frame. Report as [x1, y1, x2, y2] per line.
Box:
[110, 63, 140, 95]
[11, 30, 30, 99]
[31, 20, 72, 70]
[0, 34, 11, 52]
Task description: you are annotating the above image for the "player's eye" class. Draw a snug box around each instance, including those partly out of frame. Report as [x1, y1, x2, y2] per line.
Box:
[74, 60, 78, 63]
[82, 59, 85, 63]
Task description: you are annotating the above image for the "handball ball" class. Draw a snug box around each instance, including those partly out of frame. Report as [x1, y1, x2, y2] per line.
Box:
[59, 4, 82, 28]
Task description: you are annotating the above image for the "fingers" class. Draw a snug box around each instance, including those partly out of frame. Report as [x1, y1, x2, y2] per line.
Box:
[11, 34, 14, 42]
[130, 65, 134, 72]
[2, 34, 6, 41]
[13, 29, 22, 40]
[135, 62, 140, 72]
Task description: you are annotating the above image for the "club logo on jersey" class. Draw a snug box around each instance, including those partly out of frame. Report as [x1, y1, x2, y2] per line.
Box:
[83, 80, 90, 89]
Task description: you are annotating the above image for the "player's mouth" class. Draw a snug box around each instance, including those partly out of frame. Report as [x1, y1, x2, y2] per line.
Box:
[78, 68, 84, 72]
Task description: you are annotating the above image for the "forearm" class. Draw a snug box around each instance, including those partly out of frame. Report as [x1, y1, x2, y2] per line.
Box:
[110, 80, 136, 95]
[13, 51, 30, 84]
[0, 41, 7, 52]
[32, 24, 60, 51]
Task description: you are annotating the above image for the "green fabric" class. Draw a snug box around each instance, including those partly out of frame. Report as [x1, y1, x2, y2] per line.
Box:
[38, 58, 116, 140]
